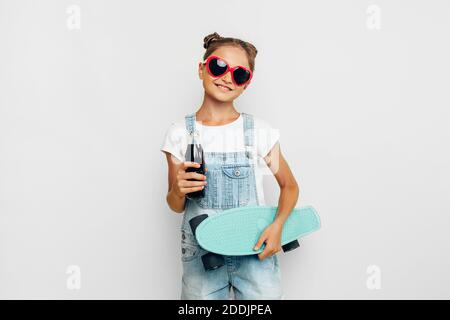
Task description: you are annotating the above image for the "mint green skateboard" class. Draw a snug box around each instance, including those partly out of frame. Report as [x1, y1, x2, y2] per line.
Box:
[189, 205, 321, 271]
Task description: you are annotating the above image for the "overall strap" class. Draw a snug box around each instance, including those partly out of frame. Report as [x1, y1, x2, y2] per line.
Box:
[184, 112, 198, 143]
[241, 112, 257, 163]
[242, 112, 260, 205]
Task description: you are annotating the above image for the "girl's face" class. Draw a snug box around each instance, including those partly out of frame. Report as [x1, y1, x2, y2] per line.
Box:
[198, 46, 251, 103]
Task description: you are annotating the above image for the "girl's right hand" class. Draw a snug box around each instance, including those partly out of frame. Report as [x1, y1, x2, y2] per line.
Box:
[173, 161, 208, 198]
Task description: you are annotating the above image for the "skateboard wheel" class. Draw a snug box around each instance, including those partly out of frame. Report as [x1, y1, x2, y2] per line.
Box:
[189, 214, 209, 236]
[282, 240, 300, 252]
[201, 252, 225, 271]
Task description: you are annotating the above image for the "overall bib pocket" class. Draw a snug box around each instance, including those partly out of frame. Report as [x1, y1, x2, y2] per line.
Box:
[195, 163, 251, 209]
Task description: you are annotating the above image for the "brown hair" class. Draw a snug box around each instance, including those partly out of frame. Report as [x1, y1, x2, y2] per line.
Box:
[203, 32, 258, 71]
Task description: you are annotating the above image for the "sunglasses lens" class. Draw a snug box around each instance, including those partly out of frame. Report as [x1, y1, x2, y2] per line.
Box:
[233, 67, 251, 86]
[208, 58, 228, 77]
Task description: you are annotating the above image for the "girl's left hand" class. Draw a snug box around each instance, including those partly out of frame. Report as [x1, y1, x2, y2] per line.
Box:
[253, 221, 283, 260]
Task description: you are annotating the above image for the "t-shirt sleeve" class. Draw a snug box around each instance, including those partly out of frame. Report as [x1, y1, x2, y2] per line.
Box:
[255, 118, 280, 158]
[160, 122, 186, 163]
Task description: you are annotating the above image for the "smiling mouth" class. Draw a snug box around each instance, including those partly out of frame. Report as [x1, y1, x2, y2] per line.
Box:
[215, 83, 232, 91]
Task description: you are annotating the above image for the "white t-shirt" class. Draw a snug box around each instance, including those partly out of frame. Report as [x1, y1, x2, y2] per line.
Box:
[160, 113, 280, 205]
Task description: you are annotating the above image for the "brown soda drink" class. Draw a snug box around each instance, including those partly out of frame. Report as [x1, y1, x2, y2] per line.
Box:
[185, 137, 205, 199]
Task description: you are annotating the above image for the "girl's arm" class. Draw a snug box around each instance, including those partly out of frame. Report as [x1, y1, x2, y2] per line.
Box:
[266, 142, 300, 225]
[165, 153, 186, 213]
[253, 142, 300, 260]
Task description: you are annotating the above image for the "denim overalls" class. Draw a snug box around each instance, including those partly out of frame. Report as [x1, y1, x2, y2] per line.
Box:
[180, 112, 283, 300]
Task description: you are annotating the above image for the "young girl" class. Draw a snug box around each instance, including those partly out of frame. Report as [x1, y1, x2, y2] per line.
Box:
[160, 32, 300, 300]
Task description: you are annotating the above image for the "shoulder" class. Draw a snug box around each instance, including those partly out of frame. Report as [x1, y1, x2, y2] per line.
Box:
[160, 118, 188, 163]
[249, 115, 281, 157]
[163, 118, 187, 136]
[161, 118, 188, 149]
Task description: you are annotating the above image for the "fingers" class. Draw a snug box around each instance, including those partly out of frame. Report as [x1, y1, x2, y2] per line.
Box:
[254, 233, 267, 251]
[182, 171, 207, 181]
[258, 245, 281, 260]
[179, 179, 207, 188]
[254, 233, 281, 260]
[180, 185, 205, 194]
[258, 249, 270, 260]
[182, 161, 201, 170]
[174, 161, 209, 197]
[178, 162, 207, 180]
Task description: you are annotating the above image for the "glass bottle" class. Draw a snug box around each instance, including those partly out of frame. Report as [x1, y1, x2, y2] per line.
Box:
[185, 131, 205, 199]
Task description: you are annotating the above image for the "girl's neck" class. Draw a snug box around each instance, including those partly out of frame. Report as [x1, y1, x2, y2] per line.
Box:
[196, 94, 240, 126]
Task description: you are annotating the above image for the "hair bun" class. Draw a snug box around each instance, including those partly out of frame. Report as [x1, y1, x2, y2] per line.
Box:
[203, 32, 222, 49]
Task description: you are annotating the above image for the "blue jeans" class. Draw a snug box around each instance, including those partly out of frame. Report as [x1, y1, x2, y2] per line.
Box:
[180, 112, 283, 300]
[181, 225, 283, 300]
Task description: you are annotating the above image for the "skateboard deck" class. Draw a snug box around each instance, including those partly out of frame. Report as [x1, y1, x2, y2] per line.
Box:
[195, 205, 321, 256]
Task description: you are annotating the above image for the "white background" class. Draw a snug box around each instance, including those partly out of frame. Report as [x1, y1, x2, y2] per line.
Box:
[1, 0, 449, 299]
